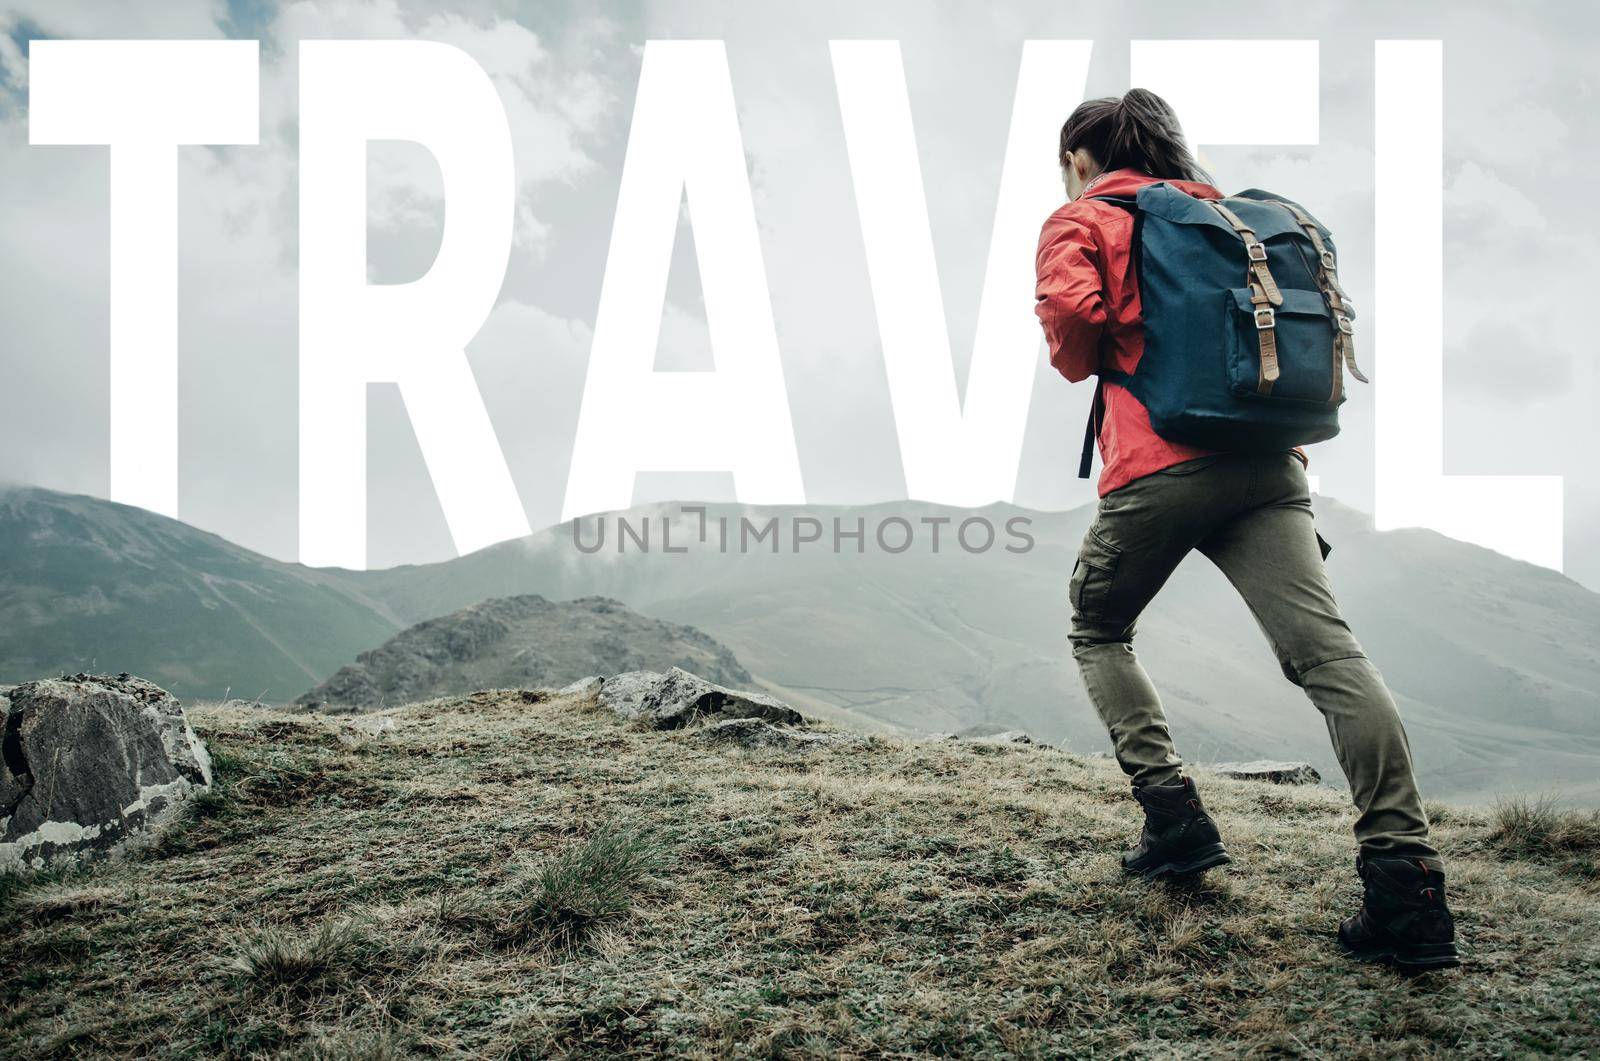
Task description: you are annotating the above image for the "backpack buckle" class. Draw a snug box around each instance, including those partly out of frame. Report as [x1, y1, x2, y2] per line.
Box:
[1246, 241, 1269, 263]
[1336, 314, 1354, 335]
[1320, 249, 1337, 270]
[1254, 307, 1276, 330]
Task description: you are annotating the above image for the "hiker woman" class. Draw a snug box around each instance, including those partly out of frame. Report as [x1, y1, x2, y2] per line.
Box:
[1035, 88, 1458, 970]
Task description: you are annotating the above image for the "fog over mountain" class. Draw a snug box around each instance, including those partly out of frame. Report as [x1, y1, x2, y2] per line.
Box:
[4, 485, 1598, 804]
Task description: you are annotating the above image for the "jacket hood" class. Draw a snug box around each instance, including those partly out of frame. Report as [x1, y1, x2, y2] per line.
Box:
[1080, 167, 1222, 202]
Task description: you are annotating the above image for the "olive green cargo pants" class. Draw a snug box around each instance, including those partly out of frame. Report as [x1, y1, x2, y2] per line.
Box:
[1068, 451, 1439, 866]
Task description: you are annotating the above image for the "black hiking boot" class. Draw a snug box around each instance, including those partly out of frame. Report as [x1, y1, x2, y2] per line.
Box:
[1338, 856, 1461, 971]
[1122, 777, 1231, 880]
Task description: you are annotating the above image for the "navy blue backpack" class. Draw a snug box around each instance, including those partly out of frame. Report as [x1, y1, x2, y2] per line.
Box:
[1079, 182, 1367, 478]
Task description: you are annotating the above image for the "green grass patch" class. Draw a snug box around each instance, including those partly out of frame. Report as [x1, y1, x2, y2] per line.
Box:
[1, 694, 1598, 1057]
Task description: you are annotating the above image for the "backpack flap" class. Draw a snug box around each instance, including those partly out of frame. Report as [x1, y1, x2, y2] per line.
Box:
[1133, 182, 1307, 241]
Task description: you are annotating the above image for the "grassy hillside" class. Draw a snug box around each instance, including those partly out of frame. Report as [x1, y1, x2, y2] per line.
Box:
[2, 690, 1597, 1057]
[0, 487, 400, 701]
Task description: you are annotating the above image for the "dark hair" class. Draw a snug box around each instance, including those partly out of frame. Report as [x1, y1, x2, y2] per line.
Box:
[1058, 87, 1210, 184]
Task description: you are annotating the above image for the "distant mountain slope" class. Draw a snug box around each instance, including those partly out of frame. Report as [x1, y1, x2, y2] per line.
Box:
[5, 486, 1599, 804]
[296, 595, 751, 709]
[348, 499, 1600, 805]
[0, 487, 401, 701]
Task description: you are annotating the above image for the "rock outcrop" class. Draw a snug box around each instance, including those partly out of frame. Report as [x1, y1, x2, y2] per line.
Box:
[1, 674, 212, 870]
[597, 668, 804, 730]
[596, 670, 666, 718]
[297, 596, 752, 711]
[1211, 760, 1322, 786]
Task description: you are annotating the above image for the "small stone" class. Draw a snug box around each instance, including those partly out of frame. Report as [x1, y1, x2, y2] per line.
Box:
[1210, 760, 1321, 786]
[691, 718, 857, 753]
[962, 730, 1035, 747]
[976, 730, 1034, 745]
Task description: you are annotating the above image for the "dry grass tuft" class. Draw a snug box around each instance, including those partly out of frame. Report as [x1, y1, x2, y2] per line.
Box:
[228, 919, 374, 997]
[493, 827, 662, 952]
[1488, 794, 1600, 863]
[10, 883, 124, 924]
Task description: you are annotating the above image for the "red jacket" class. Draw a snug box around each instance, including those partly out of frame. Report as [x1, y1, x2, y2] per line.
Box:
[1034, 168, 1223, 495]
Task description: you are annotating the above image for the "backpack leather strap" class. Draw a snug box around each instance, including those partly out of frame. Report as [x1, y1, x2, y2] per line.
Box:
[1206, 200, 1286, 307]
[1269, 200, 1370, 397]
[1207, 199, 1282, 394]
[1249, 281, 1280, 393]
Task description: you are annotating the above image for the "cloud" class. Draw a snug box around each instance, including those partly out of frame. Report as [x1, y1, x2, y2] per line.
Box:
[1439, 160, 1593, 405]
[270, 0, 619, 251]
[0, 1, 227, 88]
[1447, 318, 1575, 403]
[466, 298, 594, 530]
[0, 0, 627, 563]
[1445, 160, 1546, 241]
[2, 0, 1598, 585]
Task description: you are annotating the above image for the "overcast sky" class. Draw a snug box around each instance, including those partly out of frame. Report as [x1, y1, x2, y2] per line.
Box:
[2, 0, 1597, 586]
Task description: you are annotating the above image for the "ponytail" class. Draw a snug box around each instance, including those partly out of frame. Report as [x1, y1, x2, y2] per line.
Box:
[1058, 87, 1210, 185]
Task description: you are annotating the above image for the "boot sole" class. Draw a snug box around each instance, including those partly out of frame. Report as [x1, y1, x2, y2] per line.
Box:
[1125, 843, 1231, 880]
[1340, 939, 1461, 971]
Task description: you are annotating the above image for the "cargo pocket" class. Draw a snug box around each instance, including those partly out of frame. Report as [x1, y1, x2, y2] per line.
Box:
[1070, 527, 1122, 623]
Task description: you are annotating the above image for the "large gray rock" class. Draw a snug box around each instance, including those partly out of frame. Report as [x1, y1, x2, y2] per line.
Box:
[1, 674, 212, 871]
[597, 668, 804, 730]
[635, 668, 805, 730]
[597, 670, 667, 719]
[1210, 760, 1322, 786]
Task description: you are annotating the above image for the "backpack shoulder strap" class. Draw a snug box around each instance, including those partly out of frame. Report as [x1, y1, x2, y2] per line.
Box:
[1078, 378, 1104, 480]
[1074, 195, 1139, 480]
[1087, 194, 1138, 211]
[1077, 369, 1133, 480]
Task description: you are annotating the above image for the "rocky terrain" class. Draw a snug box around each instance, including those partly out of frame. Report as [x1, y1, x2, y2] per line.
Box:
[296, 596, 752, 710]
[1, 680, 1596, 1057]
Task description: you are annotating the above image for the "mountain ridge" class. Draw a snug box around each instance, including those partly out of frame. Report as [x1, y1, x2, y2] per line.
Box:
[3, 484, 1597, 804]
[295, 594, 753, 709]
